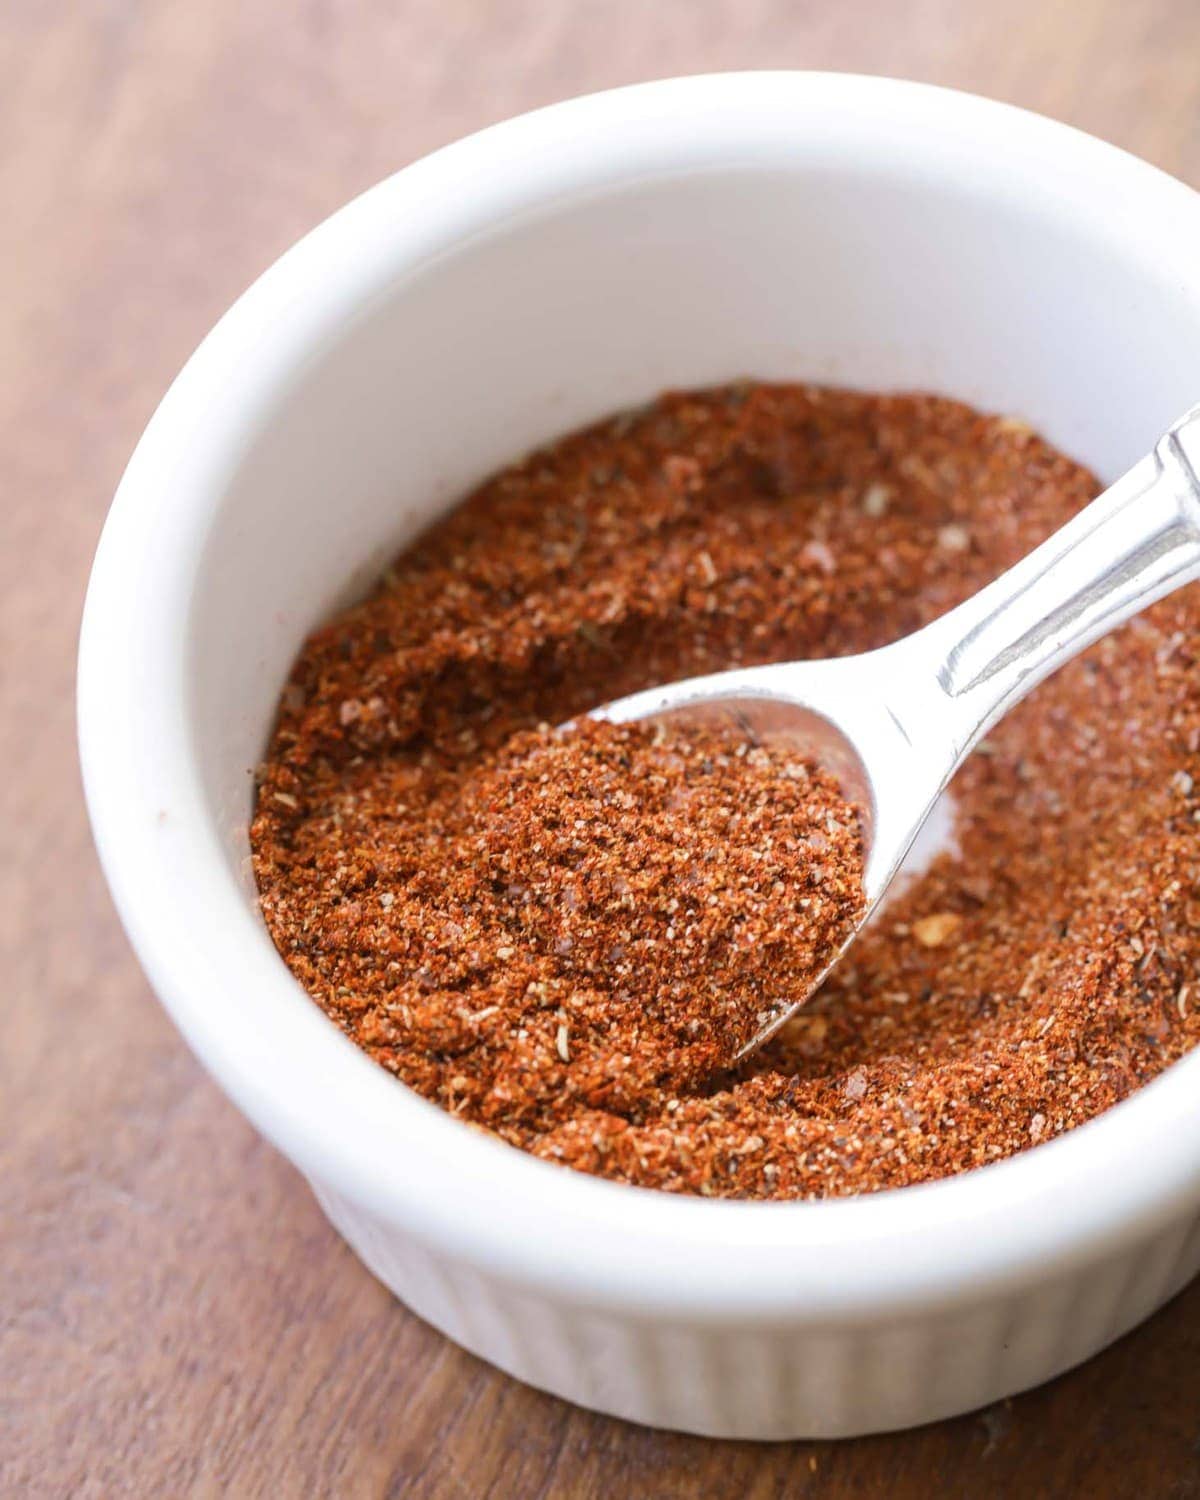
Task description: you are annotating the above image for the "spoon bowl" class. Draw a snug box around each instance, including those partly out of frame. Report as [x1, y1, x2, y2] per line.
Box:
[593, 657, 940, 1056]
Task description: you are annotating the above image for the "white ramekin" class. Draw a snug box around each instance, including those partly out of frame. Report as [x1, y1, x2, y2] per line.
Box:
[79, 73, 1200, 1439]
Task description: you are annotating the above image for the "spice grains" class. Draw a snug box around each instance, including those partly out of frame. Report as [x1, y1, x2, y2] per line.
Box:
[251, 382, 1200, 1200]
[312, 715, 864, 1113]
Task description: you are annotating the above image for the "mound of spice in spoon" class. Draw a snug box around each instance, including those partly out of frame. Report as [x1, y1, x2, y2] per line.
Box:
[411, 717, 863, 1118]
[256, 711, 865, 1126]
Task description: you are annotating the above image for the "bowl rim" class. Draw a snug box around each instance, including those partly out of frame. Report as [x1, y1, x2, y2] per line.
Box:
[79, 70, 1200, 1320]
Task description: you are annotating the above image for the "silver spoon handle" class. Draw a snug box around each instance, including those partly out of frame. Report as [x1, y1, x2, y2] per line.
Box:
[900, 405, 1200, 760]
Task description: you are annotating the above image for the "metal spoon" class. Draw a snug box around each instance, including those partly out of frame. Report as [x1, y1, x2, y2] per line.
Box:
[592, 404, 1200, 1058]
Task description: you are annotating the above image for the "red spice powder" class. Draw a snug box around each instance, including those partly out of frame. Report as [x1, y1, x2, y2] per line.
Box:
[276, 715, 864, 1125]
[251, 383, 1200, 1200]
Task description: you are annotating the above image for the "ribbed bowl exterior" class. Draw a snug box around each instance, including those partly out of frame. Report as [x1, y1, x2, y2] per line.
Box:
[313, 1182, 1200, 1438]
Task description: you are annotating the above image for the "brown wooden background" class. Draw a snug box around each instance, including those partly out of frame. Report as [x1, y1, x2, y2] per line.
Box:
[4, 2, 1200, 1495]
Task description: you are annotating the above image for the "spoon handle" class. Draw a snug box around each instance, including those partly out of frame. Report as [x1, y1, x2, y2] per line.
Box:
[906, 404, 1200, 760]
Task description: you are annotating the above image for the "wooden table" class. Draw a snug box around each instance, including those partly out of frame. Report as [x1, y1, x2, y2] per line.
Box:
[5, 2, 1200, 1494]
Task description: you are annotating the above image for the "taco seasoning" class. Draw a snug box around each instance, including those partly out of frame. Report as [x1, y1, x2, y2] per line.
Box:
[251, 382, 1200, 1200]
[288, 714, 866, 1116]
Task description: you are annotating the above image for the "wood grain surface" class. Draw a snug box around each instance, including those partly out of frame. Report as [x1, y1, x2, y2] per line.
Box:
[4, 2, 1200, 1495]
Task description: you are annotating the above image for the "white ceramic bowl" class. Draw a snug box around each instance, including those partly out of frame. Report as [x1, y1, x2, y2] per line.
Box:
[79, 73, 1200, 1439]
